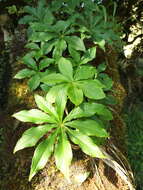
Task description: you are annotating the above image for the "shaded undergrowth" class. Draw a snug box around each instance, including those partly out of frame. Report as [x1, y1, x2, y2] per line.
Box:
[124, 100, 143, 190]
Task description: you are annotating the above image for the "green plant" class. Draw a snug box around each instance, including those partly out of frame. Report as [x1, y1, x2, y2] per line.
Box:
[13, 0, 121, 181]
[13, 92, 113, 180]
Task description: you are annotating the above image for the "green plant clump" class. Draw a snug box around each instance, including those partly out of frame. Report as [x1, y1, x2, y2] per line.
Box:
[13, 0, 121, 181]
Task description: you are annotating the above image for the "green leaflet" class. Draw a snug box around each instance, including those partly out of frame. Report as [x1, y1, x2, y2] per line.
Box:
[54, 128, 72, 178]
[68, 46, 80, 63]
[29, 32, 57, 43]
[68, 85, 83, 106]
[41, 73, 69, 85]
[52, 20, 71, 33]
[80, 80, 105, 100]
[41, 40, 56, 54]
[39, 58, 55, 70]
[98, 73, 113, 91]
[55, 87, 67, 121]
[66, 119, 109, 137]
[64, 106, 84, 122]
[14, 124, 57, 153]
[12, 109, 56, 124]
[29, 130, 58, 181]
[14, 69, 36, 79]
[58, 57, 73, 81]
[89, 103, 113, 120]
[46, 84, 67, 103]
[25, 42, 40, 50]
[22, 54, 38, 70]
[80, 47, 96, 65]
[34, 94, 58, 120]
[65, 36, 85, 52]
[53, 39, 67, 59]
[74, 65, 96, 80]
[28, 74, 41, 91]
[64, 102, 112, 122]
[97, 63, 107, 73]
[68, 129, 105, 158]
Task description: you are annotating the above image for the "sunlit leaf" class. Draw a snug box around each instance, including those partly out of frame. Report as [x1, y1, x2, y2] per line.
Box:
[28, 74, 40, 91]
[53, 39, 67, 59]
[58, 57, 73, 81]
[66, 119, 109, 137]
[29, 130, 57, 181]
[55, 87, 67, 121]
[41, 73, 69, 85]
[54, 129, 72, 178]
[68, 85, 83, 106]
[81, 80, 105, 100]
[14, 69, 36, 79]
[65, 36, 85, 52]
[13, 109, 56, 124]
[34, 94, 58, 120]
[46, 84, 67, 103]
[74, 65, 96, 80]
[68, 129, 105, 158]
[14, 124, 57, 153]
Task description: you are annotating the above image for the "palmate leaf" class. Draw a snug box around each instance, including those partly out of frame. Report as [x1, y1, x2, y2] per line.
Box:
[14, 124, 57, 153]
[54, 129, 72, 179]
[29, 130, 58, 181]
[68, 129, 105, 158]
[66, 119, 109, 137]
[12, 109, 56, 124]
[14, 69, 36, 79]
